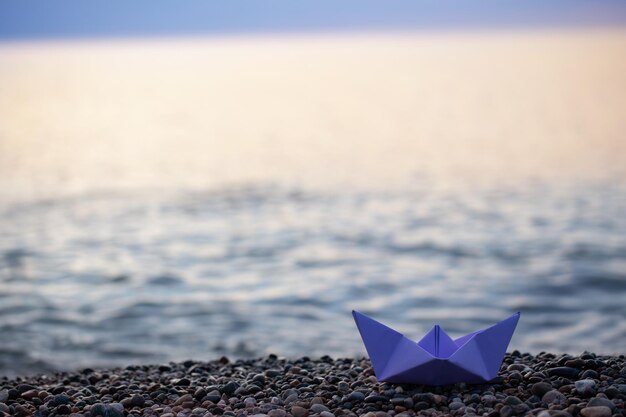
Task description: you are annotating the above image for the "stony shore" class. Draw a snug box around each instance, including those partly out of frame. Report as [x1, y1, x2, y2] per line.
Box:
[0, 352, 624, 417]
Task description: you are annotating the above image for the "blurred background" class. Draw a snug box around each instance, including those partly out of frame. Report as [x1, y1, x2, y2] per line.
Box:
[1, 0, 626, 377]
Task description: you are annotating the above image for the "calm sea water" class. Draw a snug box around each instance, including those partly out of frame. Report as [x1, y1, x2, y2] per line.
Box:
[1, 31, 625, 376]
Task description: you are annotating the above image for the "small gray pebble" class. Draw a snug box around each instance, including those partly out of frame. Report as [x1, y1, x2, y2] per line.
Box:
[90, 403, 124, 417]
[482, 394, 497, 406]
[587, 398, 615, 411]
[284, 393, 298, 405]
[542, 390, 566, 405]
[575, 379, 596, 396]
[449, 402, 464, 411]
[337, 382, 349, 393]
[310, 404, 329, 413]
[504, 396, 522, 406]
[268, 410, 286, 417]
[580, 406, 612, 417]
[499, 405, 513, 417]
[206, 390, 221, 403]
[221, 382, 239, 395]
[347, 391, 365, 402]
[264, 369, 281, 378]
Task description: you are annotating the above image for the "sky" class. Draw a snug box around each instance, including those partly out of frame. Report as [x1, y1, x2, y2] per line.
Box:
[1, 0, 626, 41]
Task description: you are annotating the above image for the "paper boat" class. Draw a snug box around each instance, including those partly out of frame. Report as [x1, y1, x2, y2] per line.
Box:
[352, 310, 520, 385]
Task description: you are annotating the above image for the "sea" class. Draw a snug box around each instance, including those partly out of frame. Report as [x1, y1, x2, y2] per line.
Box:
[1, 30, 625, 377]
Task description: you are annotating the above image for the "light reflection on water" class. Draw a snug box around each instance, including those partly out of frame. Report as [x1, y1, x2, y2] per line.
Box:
[1, 184, 625, 376]
[0, 30, 626, 376]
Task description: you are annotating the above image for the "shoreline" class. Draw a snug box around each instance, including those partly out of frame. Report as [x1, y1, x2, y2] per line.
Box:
[1, 353, 624, 417]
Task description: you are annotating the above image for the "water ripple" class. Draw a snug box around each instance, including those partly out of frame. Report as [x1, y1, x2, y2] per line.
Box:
[0, 182, 625, 376]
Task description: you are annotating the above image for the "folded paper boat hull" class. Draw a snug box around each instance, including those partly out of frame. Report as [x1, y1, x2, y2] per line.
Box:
[381, 358, 494, 385]
[352, 311, 520, 385]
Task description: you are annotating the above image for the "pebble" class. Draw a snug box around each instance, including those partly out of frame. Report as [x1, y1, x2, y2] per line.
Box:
[531, 382, 553, 397]
[221, 381, 239, 395]
[0, 353, 622, 417]
[580, 406, 612, 417]
[15, 384, 36, 394]
[49, 394, 70, 407]
[268, 409, 286, 417]
[581, 369, 599, 379]
[291, 405, 308, 417]
[565, 359, 585, 368]
[337, 381, 349, 393]
[499, 405, 513, 417]
[90, 403, 124, 417]
[206, 390, 222, 403]
[542, 390, 566, 405]
[547, 367, 579, 378]
[20, 389, 39, 400]
[449, 401, 464, 411]
[173, 377, 191, 386]
[120, 393, 145, 409]
[174, 394, 193, 406]
[586, 397, 615, 411]
[575, 379, 596, 396]
[364, 394, 388, 403]
[284, 393, 298, 404]
[504, 396, 522, 406]
[482, 394, 497, 406]
[402, 397, 413, 409]
[347, 391, 365, 402]
[311, 403, 330, 413]
[13, 404, 28, 416]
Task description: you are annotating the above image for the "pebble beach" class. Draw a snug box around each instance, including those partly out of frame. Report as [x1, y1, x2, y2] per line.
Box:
[1, 353, 624, 417]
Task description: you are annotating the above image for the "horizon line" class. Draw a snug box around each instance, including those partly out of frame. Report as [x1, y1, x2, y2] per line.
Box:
[1, 21, 626, 45]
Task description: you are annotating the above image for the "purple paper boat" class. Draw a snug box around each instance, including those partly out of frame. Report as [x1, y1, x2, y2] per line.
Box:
[352, 310, 520, 385]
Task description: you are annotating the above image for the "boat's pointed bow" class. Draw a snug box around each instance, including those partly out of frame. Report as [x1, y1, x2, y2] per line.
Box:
[472, 312, 521, 379]
[352, 310, 404, 378]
